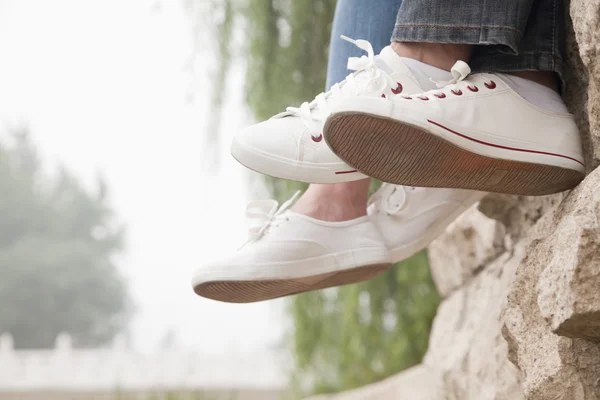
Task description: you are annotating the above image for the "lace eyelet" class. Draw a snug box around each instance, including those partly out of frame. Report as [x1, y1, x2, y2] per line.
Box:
[402, 95, 412, 100]
[467, 85, 479, 92]
[451, 89, 463, 96]
[418, 96, 429, 101]
[381, 94, 386, 99]
[485, 81, 496, 89]
[311, 134, 323, 142]
[434, 93, 446, 99]
[391, 82, 403, 95]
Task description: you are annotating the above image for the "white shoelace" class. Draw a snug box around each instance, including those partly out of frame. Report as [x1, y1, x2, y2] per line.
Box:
[243, 191, 301, 245]
[283, 35, 399, 131]
[429, 61, 471, 89]
[414, 61, 490, 98]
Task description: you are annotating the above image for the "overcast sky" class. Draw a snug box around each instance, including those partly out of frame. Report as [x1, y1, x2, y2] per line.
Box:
[0, 0, 287, 356]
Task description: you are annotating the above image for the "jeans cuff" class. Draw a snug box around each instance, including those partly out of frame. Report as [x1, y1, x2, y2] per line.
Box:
[391, 25, 522, 53]
[470, 51, 566, 92]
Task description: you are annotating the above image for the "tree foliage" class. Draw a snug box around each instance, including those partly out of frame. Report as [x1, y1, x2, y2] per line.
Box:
[0, 130, 130, 348]
[202, 0, 440, 396]
[289, 251, 439, 395]
[196, 0, 335, 120]
[243, 0, 336, 121]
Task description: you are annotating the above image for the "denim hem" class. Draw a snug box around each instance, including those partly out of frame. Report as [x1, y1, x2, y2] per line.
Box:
[391, 24, 566, 91]
[391, 25, 522, 53]
[470, 51, 566, 92]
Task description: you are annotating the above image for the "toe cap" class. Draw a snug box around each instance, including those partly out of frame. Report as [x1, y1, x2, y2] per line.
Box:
[234, 116, 306, 161]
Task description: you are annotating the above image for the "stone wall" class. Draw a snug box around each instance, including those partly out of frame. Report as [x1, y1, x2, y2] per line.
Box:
[310, 1, 600, 398]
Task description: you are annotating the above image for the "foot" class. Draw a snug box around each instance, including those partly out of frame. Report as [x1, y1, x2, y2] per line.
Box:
[191, 184, 486, 303]
[369, 184, 486, 262]
[191, 192, 391, 303]
[231, 36, 428, 184]
[291, 180, 370, 222]
[324, 62, 585, 195]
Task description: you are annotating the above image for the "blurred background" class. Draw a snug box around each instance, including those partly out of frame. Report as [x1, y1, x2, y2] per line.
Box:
[0, 0, 439, 399]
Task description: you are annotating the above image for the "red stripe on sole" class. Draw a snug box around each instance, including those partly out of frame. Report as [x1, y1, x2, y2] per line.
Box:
[335, 170, 358, 174]
[427, 119, 584, 167]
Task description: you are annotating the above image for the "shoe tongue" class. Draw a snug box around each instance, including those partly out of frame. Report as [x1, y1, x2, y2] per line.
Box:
[308, 47, 414, 119]
[332, 52, 397, 98]
[377, 46, 415, 78]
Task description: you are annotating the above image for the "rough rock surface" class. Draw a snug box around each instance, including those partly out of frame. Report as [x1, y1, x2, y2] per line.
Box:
[427, 208, 506, 298]
[532, 173, 600, 341]
[308, 1, 600, 398]
[565, 0, 600, 169]
[502, 169, 600, 399]
[423, 248, 524, 400]
[309, 366, 440, 400]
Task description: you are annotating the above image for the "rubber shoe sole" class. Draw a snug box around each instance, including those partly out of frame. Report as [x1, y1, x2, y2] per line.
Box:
[324, 112, 584, 196]
[193, 263, 391, 303]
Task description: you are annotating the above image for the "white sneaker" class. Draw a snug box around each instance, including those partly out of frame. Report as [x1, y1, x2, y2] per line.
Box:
[231, 36, 426, 184]
[191, 192, 391, 303]
[324, 62, 585, 195]
[368, 184, 486, 262]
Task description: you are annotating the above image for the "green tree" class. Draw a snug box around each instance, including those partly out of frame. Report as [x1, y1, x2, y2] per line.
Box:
[184, 0, 335, 172]
[0, 130, 130, 348]
[193, 0, 335, 121]
[200, 0, 440, 396]
[289, 251, 439, 395]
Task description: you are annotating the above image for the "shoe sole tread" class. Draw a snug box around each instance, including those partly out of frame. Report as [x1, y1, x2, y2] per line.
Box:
[324, 112, 584, 196]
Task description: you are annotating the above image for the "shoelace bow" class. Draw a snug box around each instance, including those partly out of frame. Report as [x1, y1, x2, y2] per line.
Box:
[369, 184, 416, 215]
[284, 35, 398, 130]
[243, 191, 301, 245]
[429, 61, 471, 89]
[416, 60, 476, 98]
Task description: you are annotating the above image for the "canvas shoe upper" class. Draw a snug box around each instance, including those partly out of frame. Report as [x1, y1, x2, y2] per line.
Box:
[191, 192, 392, 303]
[368, 184, 486, 262]
[192, 184, 487, 304]
[231, 36, 426, 183]
[324, 61, 585, 195]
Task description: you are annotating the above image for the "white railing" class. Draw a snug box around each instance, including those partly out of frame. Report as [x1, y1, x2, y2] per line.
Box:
[0, 333, 289, 391]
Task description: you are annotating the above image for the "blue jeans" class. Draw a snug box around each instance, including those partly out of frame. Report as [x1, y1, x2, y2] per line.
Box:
[326, 0, 404, 90]
[326, 0, 565, 90]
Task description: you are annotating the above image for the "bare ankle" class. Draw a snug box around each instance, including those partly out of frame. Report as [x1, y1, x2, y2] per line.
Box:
[291, 181, 370, 222]
[391, 41, 473, 71]
[507, 71, 559, 92]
